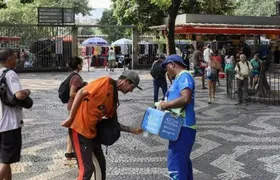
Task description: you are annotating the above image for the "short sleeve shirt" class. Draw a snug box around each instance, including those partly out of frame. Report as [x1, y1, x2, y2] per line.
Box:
[70, 77, 115, 139]
[67, 74, 83, 111]
[167, 71, 196, 127]
[193, 50, 202, 67]
[108, 50, 116, 61]
[0, 68, 23, 133]
[250, 59, 260, 73]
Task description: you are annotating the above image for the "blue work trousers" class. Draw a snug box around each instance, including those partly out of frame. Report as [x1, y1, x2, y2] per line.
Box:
[168, 127, 196, 180]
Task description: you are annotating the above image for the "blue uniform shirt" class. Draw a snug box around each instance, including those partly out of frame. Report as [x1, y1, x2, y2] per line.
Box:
[167, 71, 196, 127]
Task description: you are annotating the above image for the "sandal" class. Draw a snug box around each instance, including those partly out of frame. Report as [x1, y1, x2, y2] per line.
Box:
[65, 152, 76, 159]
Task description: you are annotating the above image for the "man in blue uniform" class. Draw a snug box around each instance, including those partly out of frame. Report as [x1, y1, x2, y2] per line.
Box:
[159, 54, 196, 180]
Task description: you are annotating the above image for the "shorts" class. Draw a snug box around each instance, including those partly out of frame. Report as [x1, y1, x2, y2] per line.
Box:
[108, 60, 116, 67]
[251, 72, 259, 77]
[207, 73, 217, 81]
[194, 67, 205, 77]
[0, 128, 22, 164]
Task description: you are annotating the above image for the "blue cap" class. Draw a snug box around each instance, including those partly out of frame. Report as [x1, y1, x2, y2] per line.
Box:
[161, 54, 187, 69]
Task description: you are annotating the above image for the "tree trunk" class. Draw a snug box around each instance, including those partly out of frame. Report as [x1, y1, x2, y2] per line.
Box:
[166, 0, 182, 55]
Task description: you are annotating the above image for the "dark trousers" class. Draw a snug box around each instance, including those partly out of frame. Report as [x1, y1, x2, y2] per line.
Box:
[69, 129, 106, 180]
[153, 78, 168, 103]
[237, 78, 249, 101]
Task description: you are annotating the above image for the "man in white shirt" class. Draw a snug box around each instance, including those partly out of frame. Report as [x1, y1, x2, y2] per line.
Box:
[235, 54, 253, 106]
[203, 44, 213, 62]
[107, 47, 116, 72]
[0, 48, 31, 180]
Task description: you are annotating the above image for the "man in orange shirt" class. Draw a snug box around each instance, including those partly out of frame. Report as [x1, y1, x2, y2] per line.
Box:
[61, 71, 143, 180]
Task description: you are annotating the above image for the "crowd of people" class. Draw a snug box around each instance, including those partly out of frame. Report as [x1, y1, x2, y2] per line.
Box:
[0, 43, 272, 180]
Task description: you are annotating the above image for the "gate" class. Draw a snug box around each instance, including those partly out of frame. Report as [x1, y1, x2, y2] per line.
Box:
[0, 24, 73, 72]
[226, 66, 280, 105]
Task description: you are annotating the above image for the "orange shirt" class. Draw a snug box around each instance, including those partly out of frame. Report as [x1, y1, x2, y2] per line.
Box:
[70, 77, 115, 139]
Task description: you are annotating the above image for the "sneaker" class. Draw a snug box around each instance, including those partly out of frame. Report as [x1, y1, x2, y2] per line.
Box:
[208, 101, 211, 104]
[244, 100, 248, 106]
[202, 87, 207, 90]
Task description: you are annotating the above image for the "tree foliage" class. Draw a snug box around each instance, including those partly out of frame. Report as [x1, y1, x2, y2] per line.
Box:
[234, 0, 275, 17]
[111, 0, 165, 33]
[0, 0, 91, 24]
[198, 0, 235, 15]
[98, 9, 130, 43]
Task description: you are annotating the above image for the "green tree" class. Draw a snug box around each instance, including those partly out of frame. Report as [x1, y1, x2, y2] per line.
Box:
[80, 28, 94, 35]
[0, 0, 91, 24]
[112, 0, 165, 33]
[234, 0, 275, 17]
[98, 9, 129, 43]
[112, 0, 235, 55]
[198, 0, 235, 15]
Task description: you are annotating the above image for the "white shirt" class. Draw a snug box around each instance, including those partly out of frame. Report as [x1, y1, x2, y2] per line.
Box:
[235, 61, 253, 80]
[108, 50, 115, 61]
[0, 68, 23, 132]
[203, 48, 213, 62]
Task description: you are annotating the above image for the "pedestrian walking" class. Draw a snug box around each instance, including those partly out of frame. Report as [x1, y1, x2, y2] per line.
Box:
[107, 47, 116, 72]
[0, 48, 32, 180]
[150, 54, 168, 105]
[64, 57, 86, 160]
[250, 54, 261, 89]
[193, 45, 207, 89]
[61, 71, 143, 180]
[159, 54, 196, 180]
[235, 54, 253, 106]
[206, 54, 221, 104]
[203, 44, 213, 63]
[212, 50, 222, 86]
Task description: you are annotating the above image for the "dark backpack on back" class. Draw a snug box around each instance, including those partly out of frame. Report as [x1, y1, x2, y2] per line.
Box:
[96, 78, 120, 146]
[58, 72, 81, 103]
[150, 60, 166, 79]
[0, 69, 33, 109]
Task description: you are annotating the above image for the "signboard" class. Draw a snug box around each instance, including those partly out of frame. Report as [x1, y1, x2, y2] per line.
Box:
[38, 7, 75, 24]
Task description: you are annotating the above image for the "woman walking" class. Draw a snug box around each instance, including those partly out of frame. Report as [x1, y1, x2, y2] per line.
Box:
[65, 56, 85, 160]
[213, 50, 222, 86]
[206, 54, 221, 104]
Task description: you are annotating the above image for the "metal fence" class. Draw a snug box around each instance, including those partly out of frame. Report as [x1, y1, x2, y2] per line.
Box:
[226, 69, 280, 105]
[0, 24, 73, 72]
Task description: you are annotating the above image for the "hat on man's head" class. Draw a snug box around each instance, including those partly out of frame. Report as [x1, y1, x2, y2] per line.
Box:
[161, 54, 187, 69]
[121, 71, 142, 90]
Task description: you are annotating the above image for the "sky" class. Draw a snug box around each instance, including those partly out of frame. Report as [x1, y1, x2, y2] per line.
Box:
[89, 0, 111, 9]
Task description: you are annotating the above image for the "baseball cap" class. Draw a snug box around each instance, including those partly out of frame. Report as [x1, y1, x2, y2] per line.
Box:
[122, 71, 142, 90]
[161, 54, 187, 69]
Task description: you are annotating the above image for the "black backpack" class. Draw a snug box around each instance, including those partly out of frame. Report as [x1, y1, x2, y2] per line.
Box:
[150, 60, 166, 79]
[0, 69, 33, 109]
[58, 72, 81, 103]
[96, 78, 120, 146]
